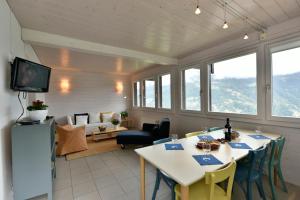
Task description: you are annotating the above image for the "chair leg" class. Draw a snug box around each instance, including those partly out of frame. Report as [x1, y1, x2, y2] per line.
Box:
[171, 185, 176, 200]
[277, 164, 288, 193]
[255, 178, 266, 200]
[152, 169, 161, 200]
[246, 182, 253, 200]
[268, 166, 277, 200]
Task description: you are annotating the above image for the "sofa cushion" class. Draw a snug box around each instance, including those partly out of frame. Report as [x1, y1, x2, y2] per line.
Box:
[89, 112, 100, 123]
[76, 115, 88, 125]
[56, 125, 88, 156]
[116, 130, 154, 145]
[67, 115, 73, 125]
[101, 112, 113, 123]
[74, 113, 89, 124]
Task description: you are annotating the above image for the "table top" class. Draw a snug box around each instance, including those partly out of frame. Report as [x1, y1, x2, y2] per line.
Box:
[92, 126, 127, 135]
[135, 129, 280, 186]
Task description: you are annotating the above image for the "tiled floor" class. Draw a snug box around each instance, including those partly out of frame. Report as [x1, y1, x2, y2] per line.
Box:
[32, 148, 300, 200]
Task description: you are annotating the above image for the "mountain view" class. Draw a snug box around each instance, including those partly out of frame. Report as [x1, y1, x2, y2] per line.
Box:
[184, 72, 300, 118]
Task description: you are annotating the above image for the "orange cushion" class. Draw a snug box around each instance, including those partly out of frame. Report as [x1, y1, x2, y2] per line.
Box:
[56, 125, 88, 156]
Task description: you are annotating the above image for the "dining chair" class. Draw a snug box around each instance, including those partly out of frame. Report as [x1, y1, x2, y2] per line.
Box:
[234, 145, 268, 200]
[185, 131, 204, 138]
[266, 137, 288, 200]
[152, 137, 176, 200]
[174, 160, 236, 200]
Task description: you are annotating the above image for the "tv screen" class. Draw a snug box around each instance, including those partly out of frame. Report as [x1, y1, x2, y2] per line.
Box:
[10, 57, 51, 92]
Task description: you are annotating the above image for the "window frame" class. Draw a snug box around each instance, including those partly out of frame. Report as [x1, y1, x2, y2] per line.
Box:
[180, 66, 203, 113]
[205, 50, 260, 119]
[266, 38, 300, 123]
[132, 81, 141, 108]
[142, 77, 157, 109]
[158, 73, 172, 111]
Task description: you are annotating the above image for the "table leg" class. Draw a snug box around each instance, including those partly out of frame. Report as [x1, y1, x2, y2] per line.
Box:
[181, 185, 189, 200]
[140, 156, 145, 200]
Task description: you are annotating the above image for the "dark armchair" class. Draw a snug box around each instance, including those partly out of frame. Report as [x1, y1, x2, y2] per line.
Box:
[116, 118, 170, 148]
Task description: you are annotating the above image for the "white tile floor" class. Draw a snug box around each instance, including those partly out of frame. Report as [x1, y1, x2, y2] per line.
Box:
[31, 148, 300, 200]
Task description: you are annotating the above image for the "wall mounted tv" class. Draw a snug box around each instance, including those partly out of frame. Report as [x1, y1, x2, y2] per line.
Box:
[10, 57, 51, 93]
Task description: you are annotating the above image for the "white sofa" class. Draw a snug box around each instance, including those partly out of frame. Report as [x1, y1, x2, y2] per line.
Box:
[67, 112, 121, 135]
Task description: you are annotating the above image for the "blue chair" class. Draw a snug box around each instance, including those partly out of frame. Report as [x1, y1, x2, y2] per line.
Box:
[234, 145, 268, 200]
[152, 137, 176, 200]
[266, 137, 288, 200]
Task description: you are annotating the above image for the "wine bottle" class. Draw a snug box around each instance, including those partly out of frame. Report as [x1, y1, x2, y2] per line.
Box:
[224, 118, 232, 141]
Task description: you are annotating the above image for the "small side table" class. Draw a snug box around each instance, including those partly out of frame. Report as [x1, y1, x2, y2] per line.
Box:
[121, 119, 133, 128]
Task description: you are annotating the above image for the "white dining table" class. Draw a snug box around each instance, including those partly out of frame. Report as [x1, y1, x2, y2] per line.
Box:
[135, 129, 280, 200]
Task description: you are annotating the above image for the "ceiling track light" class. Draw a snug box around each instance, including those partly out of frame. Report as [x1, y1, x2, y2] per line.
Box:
[195, 5, 201, 15]
[222, 1, 229, 29]
[243, 17, 249, 40]
[195, 0, 201, 15]
[223, 21, 228, 29]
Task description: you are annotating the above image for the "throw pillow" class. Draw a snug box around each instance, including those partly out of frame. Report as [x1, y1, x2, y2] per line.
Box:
[76, 115, 88, 125]
[67, 115, 73, 125]
[56, 125, 88, 156]
[74, 113, 89, 125]
[89, 113, 100, 124]
[101, 112, 113, 123]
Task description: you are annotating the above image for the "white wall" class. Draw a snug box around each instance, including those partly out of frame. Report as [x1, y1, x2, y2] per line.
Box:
[45, 68, 130, 124]
[130, 17, 300, 186]
[0, 0, 40, 199]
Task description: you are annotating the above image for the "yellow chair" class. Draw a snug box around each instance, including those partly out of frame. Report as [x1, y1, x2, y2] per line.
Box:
[185, 131, 205, 138]
[175, 160, 237, 200]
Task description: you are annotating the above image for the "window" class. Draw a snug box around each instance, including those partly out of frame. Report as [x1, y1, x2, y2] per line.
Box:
[182, 68, 201, 111]
[159, 74, 171, 109]
[209, 53, 257, 115]
[133, 81, 140, 107]
[143, 79, 156, 108]
[271, 46, 300, 118]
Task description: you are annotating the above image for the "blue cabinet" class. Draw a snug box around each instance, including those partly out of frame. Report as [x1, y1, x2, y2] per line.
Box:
[11, 119, 56, 200]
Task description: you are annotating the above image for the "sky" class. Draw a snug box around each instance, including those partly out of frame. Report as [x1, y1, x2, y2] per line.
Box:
[212, 53, 256, 79]
[272, 47, 300, 76]
[211, 46, 300, 79]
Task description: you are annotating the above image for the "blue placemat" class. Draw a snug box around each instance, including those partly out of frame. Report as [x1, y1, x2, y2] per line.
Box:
[248, 135, 271, 140]
[165, 143, 184, 150]
[198, 135, 215, 141]
[228, 142, 252, 149]
[193, 154, 223, 166]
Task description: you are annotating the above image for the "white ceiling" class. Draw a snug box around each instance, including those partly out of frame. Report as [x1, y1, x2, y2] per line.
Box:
[7, 0, 300, 74]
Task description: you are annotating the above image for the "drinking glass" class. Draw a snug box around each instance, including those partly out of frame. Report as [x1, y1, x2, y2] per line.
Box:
[203, 127, 208, 134]
[171, 134, 178, 143]
[255, 126, 262, 134]
[203, 143, 211, 155]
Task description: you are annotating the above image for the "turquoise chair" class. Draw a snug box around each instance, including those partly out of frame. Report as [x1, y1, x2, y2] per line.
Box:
[152, 137, 176, 200]
[267, 137, 288, 200]
[234, 145, 268, 200]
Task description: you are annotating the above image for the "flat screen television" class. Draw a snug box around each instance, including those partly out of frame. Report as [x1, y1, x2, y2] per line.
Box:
[10, 57, 51, 92]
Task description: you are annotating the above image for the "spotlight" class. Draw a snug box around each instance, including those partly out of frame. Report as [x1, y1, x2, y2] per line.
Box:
[222, 21, 229, 29]
[195, 5, 201, 15]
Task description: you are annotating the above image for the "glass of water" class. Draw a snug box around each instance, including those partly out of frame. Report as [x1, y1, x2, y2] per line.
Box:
[171, 134, 178, 143]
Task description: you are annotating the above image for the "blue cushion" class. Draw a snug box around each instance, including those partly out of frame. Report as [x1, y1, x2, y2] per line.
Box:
[117, 130, 154, 145]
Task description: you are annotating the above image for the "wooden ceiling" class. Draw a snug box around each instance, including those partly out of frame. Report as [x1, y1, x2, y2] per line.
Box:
[7, 0, 300, 73]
